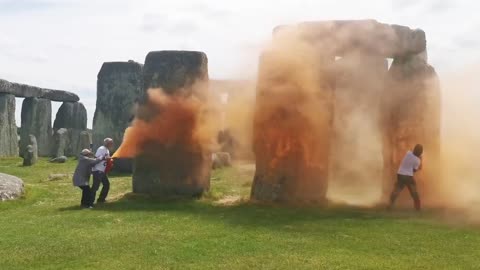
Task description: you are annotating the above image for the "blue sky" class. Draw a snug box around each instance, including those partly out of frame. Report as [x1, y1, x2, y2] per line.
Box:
[1, 0, 479, 128]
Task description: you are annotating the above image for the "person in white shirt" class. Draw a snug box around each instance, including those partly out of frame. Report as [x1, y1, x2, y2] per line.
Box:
[91, 138, 113, 203]
[387, 144, 423, 211]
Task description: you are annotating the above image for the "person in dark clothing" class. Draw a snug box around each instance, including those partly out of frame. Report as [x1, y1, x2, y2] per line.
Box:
[72, 149, 104, 208]
[388, 144, 423, 211]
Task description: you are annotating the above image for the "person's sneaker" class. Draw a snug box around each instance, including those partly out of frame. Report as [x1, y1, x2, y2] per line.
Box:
[96, 200, 106, 204]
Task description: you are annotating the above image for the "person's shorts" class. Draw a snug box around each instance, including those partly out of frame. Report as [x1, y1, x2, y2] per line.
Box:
[396, 174, 416, 189]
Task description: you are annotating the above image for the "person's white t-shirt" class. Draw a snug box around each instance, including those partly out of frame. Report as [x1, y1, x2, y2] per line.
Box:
[93, 146, 110, 172]
[397, 151, 421, 176]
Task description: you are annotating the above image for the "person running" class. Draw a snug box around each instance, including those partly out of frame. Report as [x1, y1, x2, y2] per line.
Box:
[91, 138, 113, 204]
[72, 149, 104, 209]
[388, 144, 423, 211]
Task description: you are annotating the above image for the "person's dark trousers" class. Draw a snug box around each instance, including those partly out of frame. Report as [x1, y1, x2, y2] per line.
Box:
[92, 171, 110, 203]
[78, 185, 93, 207]
[389, 174, 421, 210]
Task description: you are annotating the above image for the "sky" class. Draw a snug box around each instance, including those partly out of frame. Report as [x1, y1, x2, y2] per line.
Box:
[1, 0, 479, 128]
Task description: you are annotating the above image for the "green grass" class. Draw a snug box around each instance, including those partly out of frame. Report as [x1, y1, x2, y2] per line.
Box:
[0, 158, 479, 270]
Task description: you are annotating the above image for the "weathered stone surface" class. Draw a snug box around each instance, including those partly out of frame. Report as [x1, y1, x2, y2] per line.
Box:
[132, 50, 211, 197]
[112, 158, 133, 173]
[0, 79, 79, 102]
[50, 156, 67, 163]
[142, 50, 208, 97]
[78, 131, 92, 153]
[328, 53, 388, 203]
[0, 94, 18, 157]
[93, 61, 142, 151]
[20, 98, 52, 157]
[0, 173, 24, 201]
[53, 102, 87, 130]
[274, 20, 426, 58]
[23, 135, 38, 166]
[51, 128, 91, 157]
[251, 47, 335, 204]
[381, 52, 441, 206]
[52, 128, 69, 158]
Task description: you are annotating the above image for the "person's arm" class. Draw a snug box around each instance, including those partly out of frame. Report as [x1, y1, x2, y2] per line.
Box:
[414, 156, 422, 172]
[84, 156, 104, 165]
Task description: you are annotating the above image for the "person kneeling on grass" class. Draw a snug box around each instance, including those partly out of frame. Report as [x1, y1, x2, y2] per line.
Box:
[388, 144, 423, 211]
[72, 149, 104, 209]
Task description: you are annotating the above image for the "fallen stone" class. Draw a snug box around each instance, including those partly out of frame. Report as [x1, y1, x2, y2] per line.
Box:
[0, 93, 18, 157]
[0, 173, 24, 201]
[50, 156, 67, 163]
[0, 78, 79, 102]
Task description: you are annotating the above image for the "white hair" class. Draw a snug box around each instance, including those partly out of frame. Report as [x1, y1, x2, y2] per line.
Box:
[103, 138, 113, 145]
[81, 149, 92, 156]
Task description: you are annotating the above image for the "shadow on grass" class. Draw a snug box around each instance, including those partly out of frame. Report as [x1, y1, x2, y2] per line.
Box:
[57, 192, 422, 230]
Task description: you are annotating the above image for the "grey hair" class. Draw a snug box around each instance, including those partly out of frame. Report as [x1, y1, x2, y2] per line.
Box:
[81, 149, 92, 156]
[103, 138, 113, 145]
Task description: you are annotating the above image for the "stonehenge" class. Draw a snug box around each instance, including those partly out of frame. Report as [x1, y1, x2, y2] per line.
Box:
[0, 78, 89, 158]
[252, 20, 441, 205]
[132, 50, 211, 197]
[0, 78, 79, 102]
[0, 18, 440, 207]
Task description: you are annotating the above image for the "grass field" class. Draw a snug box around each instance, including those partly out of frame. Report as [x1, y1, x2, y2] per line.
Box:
[1, 157, 479, 270]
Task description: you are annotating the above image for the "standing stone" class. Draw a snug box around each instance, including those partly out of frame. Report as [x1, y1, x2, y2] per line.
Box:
[0, 94, 18, 157]
[328, 53, 388, 204]
[132, 51, 211, 197]
[250, 44, 335, 204]
[93, 61, 142, 151]
[69, 129, 92, 156]
[52, 128, 69, 158]
[52, 102, 90, 156]
[381, 51, 441, 206]
[20, 98, 52, 157]
[53, 102, 87, 130]
[112, 158, 133, 173]
[78, 131, 92, 153]
[23, 135, 38, 166]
